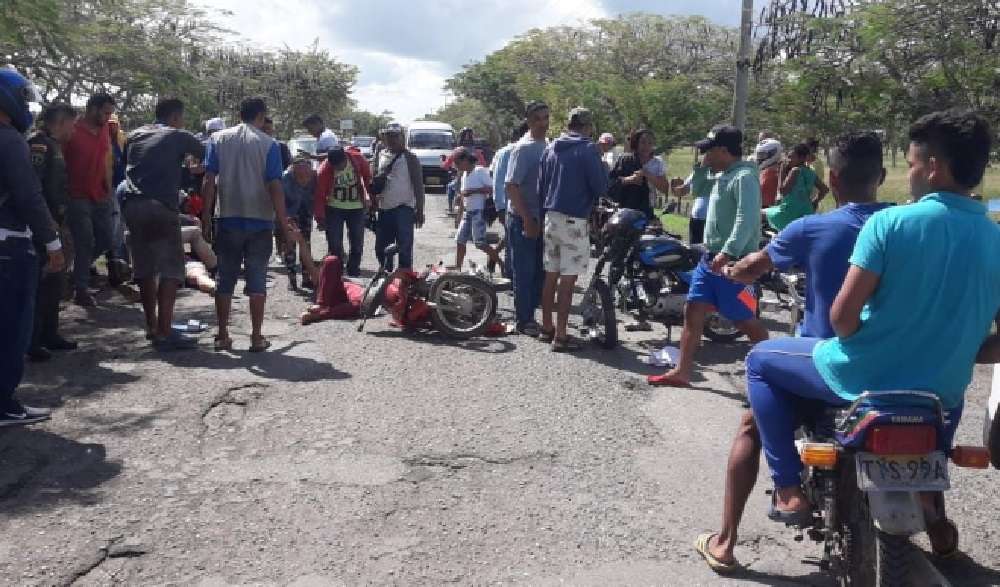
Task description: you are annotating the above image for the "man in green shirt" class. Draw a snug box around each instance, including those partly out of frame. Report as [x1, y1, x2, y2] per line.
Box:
[650, 125, 768, 387]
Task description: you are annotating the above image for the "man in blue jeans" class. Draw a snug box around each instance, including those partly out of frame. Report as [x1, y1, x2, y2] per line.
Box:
[0, 68, 65, 426]
[504, 101, 550, 336]
[693, 132, 892, 572]
[748, 110, 1000, 543]
[374, 124, 424, 271]
[201, 97, 292, 352]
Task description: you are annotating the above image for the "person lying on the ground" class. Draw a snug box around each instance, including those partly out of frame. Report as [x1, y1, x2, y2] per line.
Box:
[300, 256, 364, 324]
[691, 131, 892, 574]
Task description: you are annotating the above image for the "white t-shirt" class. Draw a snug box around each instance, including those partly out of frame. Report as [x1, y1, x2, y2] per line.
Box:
[316, 128, 340, 153]
[460, 166, 492, 211]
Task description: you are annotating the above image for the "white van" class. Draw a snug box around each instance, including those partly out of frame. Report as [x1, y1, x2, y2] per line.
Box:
[406, 121, 456, 188]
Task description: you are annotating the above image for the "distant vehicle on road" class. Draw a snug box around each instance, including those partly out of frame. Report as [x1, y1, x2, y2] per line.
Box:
[352, 135, 376, 159]
[288, 135, 317, 158]
[406, 121, 456, 189]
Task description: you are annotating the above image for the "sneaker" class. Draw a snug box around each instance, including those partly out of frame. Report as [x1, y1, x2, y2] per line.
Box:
[43, 336, 78, 351]
[26, 346, 52, 362]
[0, 404, 52, 427]
[517, 322, 542, 337]
[152, 331, 198, 351]
[74, 289, 96, 307]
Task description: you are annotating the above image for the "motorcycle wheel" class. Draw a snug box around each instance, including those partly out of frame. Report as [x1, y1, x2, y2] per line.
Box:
[361, 275, 391, 319]
[428, 274, 498, 339]
[581, 279, 617, 349]
[703, 314, 743, 343]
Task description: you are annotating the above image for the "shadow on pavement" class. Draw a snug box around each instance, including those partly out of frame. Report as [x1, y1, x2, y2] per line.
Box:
[731, 567, 834, 587]
[153, 341, 351, 382]
[368, 329, 517, 354]
[0, 428, 121, 514]
[935, 551, 1000, 586]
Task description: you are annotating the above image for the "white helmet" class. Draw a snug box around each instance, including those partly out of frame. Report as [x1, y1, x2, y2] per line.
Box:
[755, 139, 783, 170]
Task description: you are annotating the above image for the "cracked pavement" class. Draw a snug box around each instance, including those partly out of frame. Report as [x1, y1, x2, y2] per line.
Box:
[2, 190, 999, 586]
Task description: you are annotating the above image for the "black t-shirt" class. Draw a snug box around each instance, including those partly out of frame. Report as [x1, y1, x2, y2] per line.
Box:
[608, 154, 653, 219]
[124, 124, 205, 210]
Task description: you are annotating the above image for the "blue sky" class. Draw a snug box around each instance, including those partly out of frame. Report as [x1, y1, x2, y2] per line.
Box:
[201, 0, 753, 122]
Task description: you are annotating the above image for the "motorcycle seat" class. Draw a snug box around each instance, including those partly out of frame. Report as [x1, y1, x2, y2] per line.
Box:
[638, 234, 680, 246]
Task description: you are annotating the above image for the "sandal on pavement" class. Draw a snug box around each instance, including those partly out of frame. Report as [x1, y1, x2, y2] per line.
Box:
[153, 331, 198, 352]
[928, 518, 960, 559]
[767, 491, 813, 528]
[213, 336, 233, 352]
[537, 328, 555, 343]
[647, 373, 691, 388]
[694, 533, 740, 575]
[551, 336, 583, 353]
[249, 337, 271, 353]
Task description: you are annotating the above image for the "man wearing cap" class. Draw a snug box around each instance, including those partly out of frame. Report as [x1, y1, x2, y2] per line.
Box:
[649, 124, 768, 386]
[373, 124, 424, 271]
[537, 107, 609, 352]
[302, 114, 340, 159]
[314, 144, 372, 277]
[505, 101, 550, 336]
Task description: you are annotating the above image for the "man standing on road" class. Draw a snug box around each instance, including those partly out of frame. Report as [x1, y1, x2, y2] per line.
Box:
[692, 131, 893, 573]
[315, 145, 372, 278]
[0, 68, 66, 426]
[649, 125, 768, 386]
[26, 103, 78, 362]
[373, 124, 424, 272]
[201, 97, 292, 353]
[63, 92, 115, 307]
[279, 157, 318, 290]
[121, 98, 206, 350]
[537, 107, 609, 352]
[504, 101, 550, 336]
[490, 123, 527, 278]
[302, 114, 340, 159]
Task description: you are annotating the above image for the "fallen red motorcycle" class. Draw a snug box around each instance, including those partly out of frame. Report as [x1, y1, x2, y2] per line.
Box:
[357, 244, 499, 338]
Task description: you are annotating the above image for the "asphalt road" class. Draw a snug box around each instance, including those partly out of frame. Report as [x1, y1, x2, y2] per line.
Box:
[2, 190, 998, 586]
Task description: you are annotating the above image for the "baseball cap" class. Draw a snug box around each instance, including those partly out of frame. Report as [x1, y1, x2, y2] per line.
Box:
[696, 124, 743, 154]
[567, 107, 593, 128]
[451, 146, 477, 163]
[205, 117, 225, 132]
[598, 132, 615, 145]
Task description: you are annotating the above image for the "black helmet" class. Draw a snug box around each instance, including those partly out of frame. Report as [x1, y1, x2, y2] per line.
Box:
[605, 208, 648, 236]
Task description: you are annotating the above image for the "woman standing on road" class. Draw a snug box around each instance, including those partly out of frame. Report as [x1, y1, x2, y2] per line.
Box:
[608, 129, 671, 220]
[764, 143, 829, 231]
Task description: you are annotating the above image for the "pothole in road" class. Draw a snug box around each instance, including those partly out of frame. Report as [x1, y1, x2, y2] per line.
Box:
[201, 383, 269, 432]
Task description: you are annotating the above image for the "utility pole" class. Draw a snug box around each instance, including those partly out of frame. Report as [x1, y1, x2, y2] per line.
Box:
[732, 0, 754, 132]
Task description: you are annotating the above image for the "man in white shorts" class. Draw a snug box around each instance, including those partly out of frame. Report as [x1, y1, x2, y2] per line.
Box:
[451, 147, 502, 271]
[537, 107, 609, 352]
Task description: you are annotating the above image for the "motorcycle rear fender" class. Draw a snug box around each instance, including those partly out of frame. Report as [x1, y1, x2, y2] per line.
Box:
[867, 491, 925, 536]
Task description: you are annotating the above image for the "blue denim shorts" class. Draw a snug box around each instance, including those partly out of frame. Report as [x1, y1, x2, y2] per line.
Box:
[456, 209, 488, 246]
[687, 253, 757, 322]
[215, 228, 273, 296]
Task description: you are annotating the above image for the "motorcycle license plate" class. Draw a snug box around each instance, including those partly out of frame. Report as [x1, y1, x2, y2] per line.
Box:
[855, 451, 950, 492]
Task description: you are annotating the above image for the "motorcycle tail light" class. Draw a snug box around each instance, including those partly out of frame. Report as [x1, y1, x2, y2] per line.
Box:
[864, 425, 936, 455]
[951, 446, 990, 468]
[800, 443, 838, 468]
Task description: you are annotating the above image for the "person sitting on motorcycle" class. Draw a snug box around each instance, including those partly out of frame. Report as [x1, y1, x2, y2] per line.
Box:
[691, 131, 892, 573]
[755, 138, 783, 208]
[747, 110, 1000, 539]
[764, 143, 830, 231]
[648, 125, 768, 387]
[607, 129, 671, 221]
[451, 147, 503, 273]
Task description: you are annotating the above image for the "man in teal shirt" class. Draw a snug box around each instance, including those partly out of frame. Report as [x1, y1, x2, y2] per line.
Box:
[747, 110, 1000, 531]
[650, 125, 768, 387]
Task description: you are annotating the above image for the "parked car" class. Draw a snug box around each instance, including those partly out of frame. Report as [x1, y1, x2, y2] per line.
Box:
[352, 135, 375, 160]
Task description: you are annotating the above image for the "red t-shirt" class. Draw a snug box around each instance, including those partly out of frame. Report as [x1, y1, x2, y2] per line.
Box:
[760, 165, 780, 208]
[64, 120, 111, 201]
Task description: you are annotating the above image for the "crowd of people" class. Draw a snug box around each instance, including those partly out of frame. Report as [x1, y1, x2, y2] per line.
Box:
[2, 64, 1000, 578]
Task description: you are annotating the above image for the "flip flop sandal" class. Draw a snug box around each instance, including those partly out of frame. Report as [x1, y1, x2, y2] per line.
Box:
[538, 328, 555, 343]
[551, 336, 583, 353]
[647, 373, 692, 388]
[929, 518, 960, 559]
[767, 491, 814, 528]
[693, 533, 740, 575]
[213, 336, 233, 352]
[249, 338, 271, 353]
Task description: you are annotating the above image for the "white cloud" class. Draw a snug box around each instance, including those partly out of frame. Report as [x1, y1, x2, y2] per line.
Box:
[196, 0, 741, 123]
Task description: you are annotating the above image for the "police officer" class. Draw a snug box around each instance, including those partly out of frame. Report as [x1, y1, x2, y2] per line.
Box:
[26, 103, 79, 361]
[0, 67, 65, 426]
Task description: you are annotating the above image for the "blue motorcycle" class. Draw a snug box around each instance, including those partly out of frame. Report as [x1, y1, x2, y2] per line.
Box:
[580, 205, 750, 349]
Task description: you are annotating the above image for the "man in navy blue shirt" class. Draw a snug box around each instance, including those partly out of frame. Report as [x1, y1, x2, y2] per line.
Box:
[692, 132, 896, 573]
